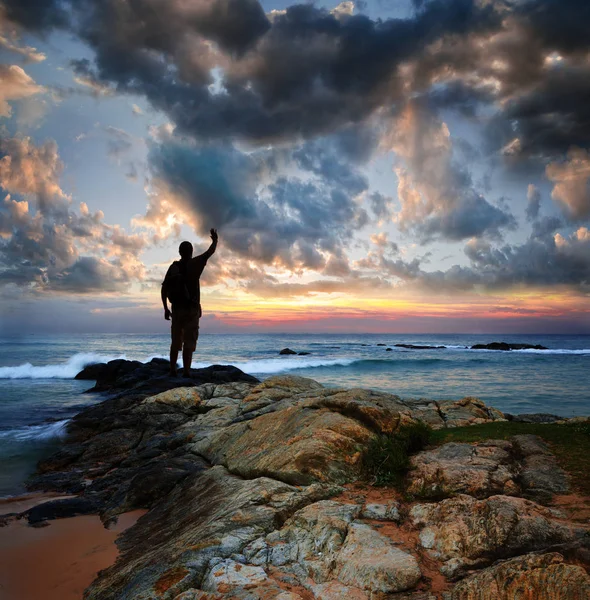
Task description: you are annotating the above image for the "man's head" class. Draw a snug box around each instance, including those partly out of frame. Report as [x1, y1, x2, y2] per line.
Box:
[179, 241, 193, 259]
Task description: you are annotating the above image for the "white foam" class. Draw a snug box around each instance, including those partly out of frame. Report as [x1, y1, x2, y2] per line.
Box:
[0, 352, 126, 379]
[190, 357, 359, 375]
[0, 419, 69, 442]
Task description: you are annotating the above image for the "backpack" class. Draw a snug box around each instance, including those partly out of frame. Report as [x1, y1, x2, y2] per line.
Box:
[165, 260, 198, 308]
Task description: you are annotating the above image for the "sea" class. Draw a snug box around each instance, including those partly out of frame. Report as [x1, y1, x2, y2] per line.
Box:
[1, 332, 589, 497]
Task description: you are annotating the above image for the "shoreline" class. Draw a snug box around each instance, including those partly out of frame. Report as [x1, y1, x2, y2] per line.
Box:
[1, 362, 588, 599]
[0, 495, 145, 600]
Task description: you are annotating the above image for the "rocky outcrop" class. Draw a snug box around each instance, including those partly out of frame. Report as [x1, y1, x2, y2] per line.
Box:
[394, 344, 446, 350]
[410, 494, 580, 578]
[9, 367, 588, 599]
[77, 358, 258, 393]
[470, 342, 548, 351]
[407, 435, 569, 502]
[446, 553, 590, 599]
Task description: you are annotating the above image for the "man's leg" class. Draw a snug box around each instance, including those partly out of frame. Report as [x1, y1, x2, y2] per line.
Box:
[169, 347, 179, 376]
[170, 312, 182, 376]
[182, 348, 193, 377]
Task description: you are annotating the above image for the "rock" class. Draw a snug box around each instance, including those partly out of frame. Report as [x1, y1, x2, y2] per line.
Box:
[194, 398, 376, 485]
[142, 387, 204, 409]
[511, 435, 569, 502]
[334, 522, 422, 593]
[437, 397, 506, 427]
[85, 360, 258, 393]
[361, 501, 400, 521]
[244, 500, 360, 579]
[394, 344, 446, 350]
[25, 497, 99, 524]
[470, 342, 548, 351]
[279, 348, 297, 355]
[298, 351, 311, 355]
[201, 559, 269, 592]
[76, 358, 143, 382]
[311, 581, 368, 600]
[386, 347, 393, 351]
[411, 494, 576, 577]
[446, 552, 590, 599]
[85, 467, 337, 600]
[508, 413, 563, 423]
[407, 441, 516, 499]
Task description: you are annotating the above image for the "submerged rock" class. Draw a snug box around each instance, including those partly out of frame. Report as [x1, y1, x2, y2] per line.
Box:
[394, 344, 446, 350]
[279, 348, 297, 355]
[470, 342, 548, 351]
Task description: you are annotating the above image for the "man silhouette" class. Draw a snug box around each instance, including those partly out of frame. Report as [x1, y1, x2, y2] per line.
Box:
[161, 229, 218, 377]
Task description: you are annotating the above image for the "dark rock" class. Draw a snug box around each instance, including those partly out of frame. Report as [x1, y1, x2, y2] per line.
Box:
[26, 497, 99, 524]
[386, 347, 393, 351]
[26, 470, 86, 494]
[279, 348, 297, 355]
[377, 343, 387, 346]
[298, 351, 311, 355]
[394, 344, 446, 350]
[84, 361, 258, 393]
[471, 342, 548, 351]
[509, 413, 563, 423]
[77, 358, 143, 383]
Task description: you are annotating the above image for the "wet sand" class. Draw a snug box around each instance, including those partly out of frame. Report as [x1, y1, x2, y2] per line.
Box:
[0, 497, 144, 600]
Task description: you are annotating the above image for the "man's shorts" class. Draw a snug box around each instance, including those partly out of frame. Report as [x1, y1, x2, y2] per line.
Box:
[170, 306, 199, 352]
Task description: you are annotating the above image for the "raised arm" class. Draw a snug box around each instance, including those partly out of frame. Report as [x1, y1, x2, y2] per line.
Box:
[199, 228, 218, 261]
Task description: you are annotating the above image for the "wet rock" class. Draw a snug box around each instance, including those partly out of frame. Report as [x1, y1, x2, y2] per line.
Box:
[446, 552, 590, 599]
[86, 360, 258, 393]
[26, 497, 99, 524]
[394, 344, 446, 350]
[298, 351, 311, 355]
[411, 494, 576, 577]
[470, 342, 548, 351]
[279, 348, 297, 355]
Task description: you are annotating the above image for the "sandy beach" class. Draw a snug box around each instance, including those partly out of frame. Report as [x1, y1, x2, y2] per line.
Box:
[0, 496, 144, 600]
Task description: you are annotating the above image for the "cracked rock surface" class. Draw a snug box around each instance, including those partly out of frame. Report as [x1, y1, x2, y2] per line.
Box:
[7, 360, 589, 599]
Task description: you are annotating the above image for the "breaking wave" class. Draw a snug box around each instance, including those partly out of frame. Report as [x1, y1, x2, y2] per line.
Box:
[0, 353, 125, 379]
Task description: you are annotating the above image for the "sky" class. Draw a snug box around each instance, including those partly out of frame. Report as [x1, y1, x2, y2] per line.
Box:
[0, 0, 589, 334]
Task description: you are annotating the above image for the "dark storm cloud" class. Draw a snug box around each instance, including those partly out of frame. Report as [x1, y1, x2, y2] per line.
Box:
[148, 137, 370, 269]
[3, 0, 504, 142]
[1, 0, 70, 31]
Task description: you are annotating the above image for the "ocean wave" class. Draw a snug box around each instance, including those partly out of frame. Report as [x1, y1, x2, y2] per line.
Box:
[0, 419, 69, 442]
[191, 357, 359, 374]
[0, 352, 125, 379]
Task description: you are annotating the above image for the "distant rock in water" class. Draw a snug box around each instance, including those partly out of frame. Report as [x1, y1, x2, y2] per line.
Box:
[376, 343, 387, 346]
[394, 344, 446, 350]
[471, 342, 548, 351]
[386, 347, 393, 351]
[298, 351, 311, 355]
[76, 357, 258, 394]
[279, 348, 297, 355]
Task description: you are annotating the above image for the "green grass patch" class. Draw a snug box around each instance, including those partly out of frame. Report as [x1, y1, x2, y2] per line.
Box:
[361, 421, 433, 487]
[430, 420, 590, 496]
